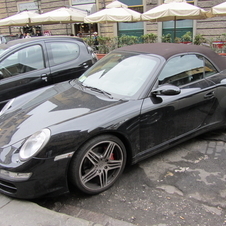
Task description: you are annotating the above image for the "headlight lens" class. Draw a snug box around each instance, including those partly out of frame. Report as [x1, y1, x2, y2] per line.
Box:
[19, 128, 51, 161]
[0, 98, 15, 117]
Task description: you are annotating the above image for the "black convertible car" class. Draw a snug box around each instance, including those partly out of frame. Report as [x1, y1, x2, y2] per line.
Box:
[0, 43, 226, 199]
[0, 36, 97, 109]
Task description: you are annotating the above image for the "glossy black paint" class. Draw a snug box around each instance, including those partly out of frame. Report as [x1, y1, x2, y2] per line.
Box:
[0, 43, 226, 199]
[0, 36, 97, 108]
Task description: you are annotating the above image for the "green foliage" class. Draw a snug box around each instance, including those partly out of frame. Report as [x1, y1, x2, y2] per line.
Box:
[193, 34, 206, 45]
[161, 33, 172, 43]
[117, 35, 140, 48]
[97, 36, 112, 54]
[82, 37, 95, 46]
[141, 33, 157, 43]
[181, 31, 192, 42]
[216, 33, 226, 41]
[174, 37, 181, 43]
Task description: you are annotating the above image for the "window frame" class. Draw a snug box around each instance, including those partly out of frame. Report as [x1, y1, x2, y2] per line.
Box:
[0, 44, 45, 78]
[158, 54, 218, 87]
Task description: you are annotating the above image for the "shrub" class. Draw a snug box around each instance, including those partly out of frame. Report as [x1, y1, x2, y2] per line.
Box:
[141, 33, 157, 43]
[162, 33, 172, 43]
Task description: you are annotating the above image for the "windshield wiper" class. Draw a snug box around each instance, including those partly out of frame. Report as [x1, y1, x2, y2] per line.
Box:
[83, 85, 113, 99]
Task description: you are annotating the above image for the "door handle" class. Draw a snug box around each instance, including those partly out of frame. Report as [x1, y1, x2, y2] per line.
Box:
[204, 91, 214, 99]
[41, 74, 48, 82]
[82, 63, 89, 69]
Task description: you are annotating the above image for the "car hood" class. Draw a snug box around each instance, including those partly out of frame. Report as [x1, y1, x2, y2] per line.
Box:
[0, 81, 120, 148]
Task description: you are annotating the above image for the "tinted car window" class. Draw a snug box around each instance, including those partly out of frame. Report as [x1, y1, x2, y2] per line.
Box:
[158, 54, 206, 86]
[47, 42, 80, 66]
[0, 44, 44, 78]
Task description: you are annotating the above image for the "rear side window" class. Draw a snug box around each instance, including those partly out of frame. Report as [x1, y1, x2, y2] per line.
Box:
[47, 42, 80, 66]
[158, 54, 218, 87]
[0, 44, 44, 78]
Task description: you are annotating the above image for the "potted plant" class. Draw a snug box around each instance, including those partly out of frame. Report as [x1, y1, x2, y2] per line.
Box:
[181, 31, 192, 44]
[141, 33, 157, 43]
[212, 34, 226, 51]
[193, 34, 206, 45]
[161, 33, 172, 43]
[117, 35, 140, 48]
[174, 37, 181, 43]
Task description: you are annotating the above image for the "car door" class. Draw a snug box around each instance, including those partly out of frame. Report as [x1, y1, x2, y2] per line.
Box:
[139, 54, 219, 155]
[46, 41, 90, 84]
[0, 43, 50, 105]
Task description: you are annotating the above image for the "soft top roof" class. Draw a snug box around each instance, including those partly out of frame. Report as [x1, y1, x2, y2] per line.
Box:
[117, 43, 226, 71]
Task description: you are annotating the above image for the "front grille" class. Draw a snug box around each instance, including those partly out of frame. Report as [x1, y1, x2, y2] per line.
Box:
[0, 180, 17, 193]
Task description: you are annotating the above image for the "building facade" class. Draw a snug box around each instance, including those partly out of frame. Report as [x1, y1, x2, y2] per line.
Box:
[0, 0, 226, 42]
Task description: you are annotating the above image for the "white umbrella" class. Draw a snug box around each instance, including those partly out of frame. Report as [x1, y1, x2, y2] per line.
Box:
[30, 7, 87, 24]
[106, 0, 127, 9]
[84, 0, 141, 23]
[0, 10, 40, 27]
[141, 0, 208, 41]
[142, 0, 208, 22]
[207, 1, 226, 17]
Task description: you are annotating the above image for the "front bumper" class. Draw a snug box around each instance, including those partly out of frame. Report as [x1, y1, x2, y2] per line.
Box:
[0, 157, 71, 199]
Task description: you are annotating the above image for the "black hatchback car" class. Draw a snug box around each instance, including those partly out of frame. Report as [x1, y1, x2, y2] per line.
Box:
[0, 36, 97, 108]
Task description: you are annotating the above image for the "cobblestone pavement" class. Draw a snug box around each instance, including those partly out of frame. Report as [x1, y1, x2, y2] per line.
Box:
[36, 130, 226, 226]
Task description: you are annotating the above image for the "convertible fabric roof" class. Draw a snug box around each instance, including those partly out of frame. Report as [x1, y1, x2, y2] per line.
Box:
[117, 43, 226, 72]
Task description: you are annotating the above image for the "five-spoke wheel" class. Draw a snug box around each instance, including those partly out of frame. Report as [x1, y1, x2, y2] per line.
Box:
[69, 135, 126, 194]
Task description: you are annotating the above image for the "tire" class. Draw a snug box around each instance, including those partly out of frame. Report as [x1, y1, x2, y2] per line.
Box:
[69, 135, 127, 195]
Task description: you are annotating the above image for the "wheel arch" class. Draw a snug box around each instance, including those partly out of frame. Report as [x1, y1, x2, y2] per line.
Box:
[66, 130, 133, 179]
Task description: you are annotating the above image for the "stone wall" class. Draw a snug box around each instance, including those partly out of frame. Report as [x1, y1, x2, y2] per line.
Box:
[144, 0, 159, 35]
[98, 0, 115, 37]
[197, 0, 226, 40]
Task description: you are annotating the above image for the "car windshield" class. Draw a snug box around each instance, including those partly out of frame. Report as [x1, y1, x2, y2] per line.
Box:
[78, 51, 159, 99]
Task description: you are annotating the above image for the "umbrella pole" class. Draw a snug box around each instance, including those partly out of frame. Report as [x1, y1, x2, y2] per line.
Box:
[174, 16, 176, 43]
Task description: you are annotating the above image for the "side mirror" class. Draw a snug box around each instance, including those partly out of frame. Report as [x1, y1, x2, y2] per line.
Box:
[221, 78, 226, 84]
[152, 84, 181, 96]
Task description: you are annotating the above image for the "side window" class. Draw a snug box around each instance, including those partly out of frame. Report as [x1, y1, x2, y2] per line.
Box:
[204, 58, 218, 77]
[0, 45, 44, 78]
[47, 42, 80, 66]
[158, 54, 204, 87]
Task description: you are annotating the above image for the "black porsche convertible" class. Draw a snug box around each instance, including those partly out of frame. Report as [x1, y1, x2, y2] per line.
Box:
[0, 43, 226, 199]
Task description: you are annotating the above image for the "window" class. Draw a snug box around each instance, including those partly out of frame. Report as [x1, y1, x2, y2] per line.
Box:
[158, 54, 217, 87]
[118, 0, 144, 38]
[47, 42, 80, 66]
[0, 45, 44, 78]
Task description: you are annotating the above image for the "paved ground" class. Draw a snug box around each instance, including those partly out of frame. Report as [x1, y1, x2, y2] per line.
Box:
[36, 130, 226, 226]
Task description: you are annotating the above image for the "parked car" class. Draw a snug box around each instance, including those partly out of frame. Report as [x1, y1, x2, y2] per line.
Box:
[0, 34, 18, 44]
[0, 43, 226, 199]
[0, 36, 97, 109]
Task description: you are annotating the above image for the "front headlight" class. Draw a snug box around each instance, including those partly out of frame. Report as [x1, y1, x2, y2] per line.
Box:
[19, 128, 51, 161]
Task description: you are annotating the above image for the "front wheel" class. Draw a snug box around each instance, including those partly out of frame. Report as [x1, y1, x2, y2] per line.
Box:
[69, 135, 127, 194]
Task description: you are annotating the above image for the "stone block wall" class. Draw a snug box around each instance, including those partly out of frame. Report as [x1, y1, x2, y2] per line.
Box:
[197, 0, 226, 41]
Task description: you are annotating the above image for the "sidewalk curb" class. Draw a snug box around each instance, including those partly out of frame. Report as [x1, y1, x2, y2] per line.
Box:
[0, 194, 103, 226]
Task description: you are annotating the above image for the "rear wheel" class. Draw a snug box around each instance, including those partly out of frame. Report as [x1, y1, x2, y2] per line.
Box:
[69, 135, 126, 194]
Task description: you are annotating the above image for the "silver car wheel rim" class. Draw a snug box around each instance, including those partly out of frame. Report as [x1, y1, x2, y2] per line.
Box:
[79, 140, 124, 191]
